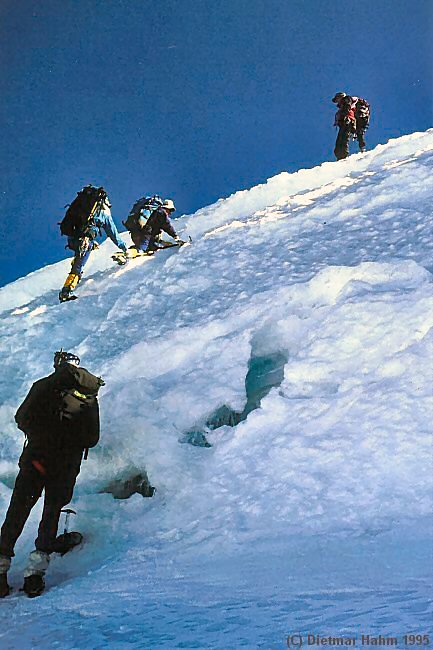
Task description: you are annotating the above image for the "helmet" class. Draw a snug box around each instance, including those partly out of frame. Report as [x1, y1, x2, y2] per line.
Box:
[162, 199, 176, 212]
[53, 349, 81, 369]
[332, 92, 346, 103]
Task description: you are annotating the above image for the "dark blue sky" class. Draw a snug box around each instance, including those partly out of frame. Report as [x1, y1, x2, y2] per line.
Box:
[0, 0, 431, 286]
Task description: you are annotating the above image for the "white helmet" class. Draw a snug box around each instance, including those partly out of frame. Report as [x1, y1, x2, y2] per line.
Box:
[162, 199, 176, 211]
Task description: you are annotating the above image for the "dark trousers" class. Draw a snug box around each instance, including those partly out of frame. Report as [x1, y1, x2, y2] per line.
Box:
[356, 127, 366, 151]
[0, 463, 78, 558]
[131, 230, 150, 251]
[334, 125, 352, 160]
[130, 230, 160, 252]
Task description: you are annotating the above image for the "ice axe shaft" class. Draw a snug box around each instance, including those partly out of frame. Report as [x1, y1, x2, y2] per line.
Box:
[61, 508, 76, 535]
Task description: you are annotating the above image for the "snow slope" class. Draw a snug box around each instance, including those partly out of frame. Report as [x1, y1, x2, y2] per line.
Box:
[0, 131, 432, 649]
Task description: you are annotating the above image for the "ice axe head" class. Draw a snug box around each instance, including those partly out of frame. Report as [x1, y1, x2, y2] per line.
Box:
[61, 508, 77, 534]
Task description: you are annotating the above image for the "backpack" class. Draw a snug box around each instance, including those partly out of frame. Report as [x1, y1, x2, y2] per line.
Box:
[122, 195, 163, 231]
[59, 185, 107, 238]
[57, 375, 102, 423]
[355, 98, 370, 123]
[15, 365, 104, 456]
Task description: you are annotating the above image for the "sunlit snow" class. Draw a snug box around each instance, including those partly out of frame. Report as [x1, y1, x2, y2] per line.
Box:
[0, 131, 432, 649]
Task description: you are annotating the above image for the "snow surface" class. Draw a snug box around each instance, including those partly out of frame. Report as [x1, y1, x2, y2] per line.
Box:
[0, 131, 432, 648]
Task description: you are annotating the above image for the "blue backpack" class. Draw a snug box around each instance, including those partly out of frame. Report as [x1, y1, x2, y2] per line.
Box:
[123, 195, 163, 231]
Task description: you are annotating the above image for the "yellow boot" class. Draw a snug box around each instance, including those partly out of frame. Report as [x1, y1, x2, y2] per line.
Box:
[59, 273, 80, 302]
[127, 247, 143, 260]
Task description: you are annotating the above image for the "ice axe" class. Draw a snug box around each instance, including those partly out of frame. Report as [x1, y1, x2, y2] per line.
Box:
[61, 508, 76, 535]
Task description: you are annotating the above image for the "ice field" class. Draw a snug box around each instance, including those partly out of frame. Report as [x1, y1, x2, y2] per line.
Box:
[0, 130, 432, 648]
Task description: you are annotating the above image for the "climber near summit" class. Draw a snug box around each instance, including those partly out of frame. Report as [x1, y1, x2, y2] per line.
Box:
[58, 185, 128, 302]
[332, 92, 370, 160]
[0, 350, 104, 598]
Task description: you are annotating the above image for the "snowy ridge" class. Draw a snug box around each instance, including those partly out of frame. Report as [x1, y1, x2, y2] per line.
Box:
[0, 131, 432, 648]
[1, 128, 432, 314]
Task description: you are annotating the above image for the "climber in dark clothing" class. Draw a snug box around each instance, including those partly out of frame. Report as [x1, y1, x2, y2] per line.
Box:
[0, 350, 104, 598]
[129, 199, 182, 256]
[332, 92, 370, 160]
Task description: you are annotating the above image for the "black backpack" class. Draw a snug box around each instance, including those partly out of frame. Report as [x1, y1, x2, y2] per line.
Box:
[123, 195, 163, 231]
[59, 185, 107, 238]
[355, 98, 370, 123]
[15, 365, 104, 455]
[57, 369, 103, 423]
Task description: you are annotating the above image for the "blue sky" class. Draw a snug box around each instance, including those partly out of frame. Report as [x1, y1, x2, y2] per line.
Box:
[0, 0, 431, 286]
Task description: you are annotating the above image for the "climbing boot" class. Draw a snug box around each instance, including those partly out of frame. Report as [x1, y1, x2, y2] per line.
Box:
[0, 555, 11, 598]
[59, 288, 78, 302]
[23, 574, 45, 598]
[59, 273, 80, 302]
[22, 550, 49, 597]
[0, 573, 10, 598]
